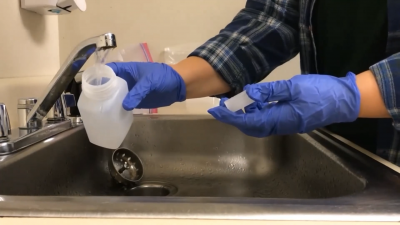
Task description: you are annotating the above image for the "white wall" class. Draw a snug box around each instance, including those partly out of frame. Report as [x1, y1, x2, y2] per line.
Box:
[0, 1, 59, 128]
[59, 0, 248, 63]
[0, 0, 300, 130]
[58, 0, 300, 114]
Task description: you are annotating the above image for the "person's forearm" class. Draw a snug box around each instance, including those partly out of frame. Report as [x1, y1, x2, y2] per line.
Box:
[356, 70, 391, 118]
[179, 0, 300, 98]
[171, 57, 231, 99]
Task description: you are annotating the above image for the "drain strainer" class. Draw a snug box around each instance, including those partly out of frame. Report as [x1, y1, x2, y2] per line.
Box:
[126, 182, 177, 196]
[109, 148, 144, 186]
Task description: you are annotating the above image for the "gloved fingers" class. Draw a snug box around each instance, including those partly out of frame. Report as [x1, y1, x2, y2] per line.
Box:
[106, 62, 131, 78]
[122, 77, 152, 111]
[219, 97, 229, 106]
[219, 96, 262, 114]
[106, 62, 118, 74]
[208, 106, 247, 127]
[244, 80, 293, 103]
[243, 101, 262, 113]
[106, 62, 138, 89]
[208, 105, 274, 137]
[259, 101, 273, 109]
[218, 97, 245, 114]
[208, 105, 266, 132]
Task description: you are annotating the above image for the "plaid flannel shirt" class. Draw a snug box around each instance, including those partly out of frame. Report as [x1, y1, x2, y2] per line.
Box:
[189, 0, 400, 165]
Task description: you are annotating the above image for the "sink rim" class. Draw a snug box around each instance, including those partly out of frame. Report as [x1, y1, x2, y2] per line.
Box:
[0, 115, 400, 222]
[0, 195, 400, 222]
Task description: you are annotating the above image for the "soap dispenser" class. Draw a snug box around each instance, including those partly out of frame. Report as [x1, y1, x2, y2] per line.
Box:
[21, 0, 86, 15]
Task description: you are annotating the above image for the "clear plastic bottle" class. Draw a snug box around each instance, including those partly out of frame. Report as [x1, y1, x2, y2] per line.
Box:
[77, 64, 133, 149]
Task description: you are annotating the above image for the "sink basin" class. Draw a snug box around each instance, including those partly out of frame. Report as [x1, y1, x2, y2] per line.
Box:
[0, 116, 364, 198]
[1, 115, 400, 222]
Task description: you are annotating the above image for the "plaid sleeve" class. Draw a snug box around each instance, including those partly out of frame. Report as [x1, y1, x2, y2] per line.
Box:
[188, 0, 300, 97]
[370, 52, 400, 130]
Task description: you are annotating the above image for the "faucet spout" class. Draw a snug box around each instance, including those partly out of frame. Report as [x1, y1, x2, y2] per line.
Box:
[26, 33, 117, 126]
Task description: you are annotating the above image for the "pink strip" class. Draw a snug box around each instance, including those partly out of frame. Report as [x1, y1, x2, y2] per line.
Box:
[140, 43, 157, 113]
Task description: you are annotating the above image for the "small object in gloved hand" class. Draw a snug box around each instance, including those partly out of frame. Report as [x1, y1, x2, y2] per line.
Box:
[208, 72, 360, 137]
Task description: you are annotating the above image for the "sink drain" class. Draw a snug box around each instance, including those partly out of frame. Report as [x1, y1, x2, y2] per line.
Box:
[126, 182, 177, 196]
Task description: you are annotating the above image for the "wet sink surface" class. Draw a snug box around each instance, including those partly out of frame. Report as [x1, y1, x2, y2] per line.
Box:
[0, 116, 363, 198]
[1, 115, 400, 221]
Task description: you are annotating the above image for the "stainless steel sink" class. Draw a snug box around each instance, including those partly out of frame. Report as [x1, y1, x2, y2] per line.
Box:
[1, 115, 400, 222]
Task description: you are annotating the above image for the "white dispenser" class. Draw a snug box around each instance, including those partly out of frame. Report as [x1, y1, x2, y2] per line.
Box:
[77, 64, 133, 149]
[21, 0, 86, 15]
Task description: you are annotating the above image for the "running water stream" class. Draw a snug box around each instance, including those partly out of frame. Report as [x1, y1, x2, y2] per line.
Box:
[93, 48, 112, 85]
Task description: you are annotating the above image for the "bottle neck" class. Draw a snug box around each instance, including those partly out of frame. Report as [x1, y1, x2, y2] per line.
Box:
[81, 65, 118, 100]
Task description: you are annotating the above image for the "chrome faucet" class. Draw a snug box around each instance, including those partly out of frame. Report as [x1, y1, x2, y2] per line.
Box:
[26, 33, 117, 127]
[0, 33, 117, 154]
[0, 103, 11, 142]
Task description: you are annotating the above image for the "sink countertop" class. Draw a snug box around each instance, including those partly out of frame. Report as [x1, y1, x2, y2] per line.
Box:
[1, 218, 399, 225]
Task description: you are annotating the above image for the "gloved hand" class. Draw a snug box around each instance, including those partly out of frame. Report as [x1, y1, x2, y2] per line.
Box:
[106, 62, 186, 110]
[208, 72, 361, 137]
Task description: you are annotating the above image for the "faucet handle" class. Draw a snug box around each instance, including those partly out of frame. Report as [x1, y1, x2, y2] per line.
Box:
[0, 103, 11, 141]
[17, 98, 42, 129]
[62, 93, 77, 117]
[46, 97, 65, 122]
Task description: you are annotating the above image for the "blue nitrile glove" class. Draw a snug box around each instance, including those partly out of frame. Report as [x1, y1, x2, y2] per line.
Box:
[208, 72, 361, 138]
[106, 62, 186, 110]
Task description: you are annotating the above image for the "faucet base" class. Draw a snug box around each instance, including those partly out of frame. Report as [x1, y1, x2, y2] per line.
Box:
[69, 117, 83, 124]
[0, 120, 80, 155]
[0, 137, 9, 143]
